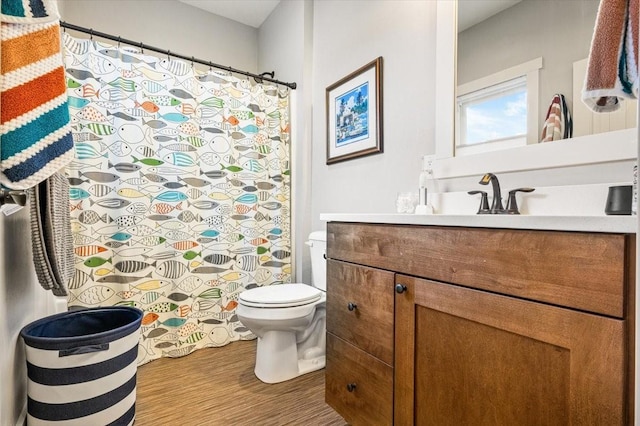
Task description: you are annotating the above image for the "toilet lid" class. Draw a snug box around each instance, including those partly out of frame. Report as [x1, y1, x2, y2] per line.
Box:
[239, 283, 322, 308]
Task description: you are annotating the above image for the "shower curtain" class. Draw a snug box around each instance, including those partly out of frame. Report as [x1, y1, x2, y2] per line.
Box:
[62, 33, 292, 365]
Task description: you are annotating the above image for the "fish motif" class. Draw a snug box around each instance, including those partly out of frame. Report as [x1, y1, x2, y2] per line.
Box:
[113, 215, 143, 228]
[68, 269, 91, 290]
[191, 266, 228, 274]
[135, 236, 167, 246]
[141, 118, 168, 129]
[141, 80, 167, 93]
[78, 122, 115, 135]
[126, 224, 157, 237]
[158, 59, 190, 76]
[135, 100, 160, 113]
[107, 77, 139, 92]
[99, 88, 137, 102]
[163, 152, 196, 167]
[156, 260, 188, 279]
[74, 245, 108, 257]
[158, 112, 189, 123]
[99, 273, 152, 284]
[66, 68, 97, 81]
[157, 317, 187, 329]
[118, 188, 149, 199]
[141, 312, 159, 325]
[70, 286, 114, 305]
[118, 124, 146, 143]
[74, 53, 116, 75]
[78, 210, 112, 225]
[134, 279, 172, 291]
[63, 34, 90, 55]
[156, 182, 184, 193]
[89, 198, 131, 209]
[154, 191, 188, 203]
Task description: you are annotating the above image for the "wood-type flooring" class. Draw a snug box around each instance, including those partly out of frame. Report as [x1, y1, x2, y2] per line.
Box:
[135, 339, 346, 425]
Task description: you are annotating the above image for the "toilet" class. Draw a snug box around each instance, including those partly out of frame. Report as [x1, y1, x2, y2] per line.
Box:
[237, 231, 327, 384]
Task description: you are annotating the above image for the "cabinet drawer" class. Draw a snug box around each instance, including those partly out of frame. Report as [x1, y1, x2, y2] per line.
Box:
[326, 333, 393, 426]
[326, 259, 395, 364]
[327, 222, 634, 318]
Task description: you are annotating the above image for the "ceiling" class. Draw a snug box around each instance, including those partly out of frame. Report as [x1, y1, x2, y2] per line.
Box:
[177, 0, 520, 33]
[458, 0, 522, 32]
[178, 0, 281, 28]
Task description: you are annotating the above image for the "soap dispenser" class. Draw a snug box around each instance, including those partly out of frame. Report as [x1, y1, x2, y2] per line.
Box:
[416, 157, 438, 214]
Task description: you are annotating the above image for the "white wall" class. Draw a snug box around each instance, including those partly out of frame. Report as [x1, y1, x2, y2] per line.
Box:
[258, 1, 314, 284]
[311, 0, 437, 232]
[58, 0, 258, 72]
[0, 205, 64, 426]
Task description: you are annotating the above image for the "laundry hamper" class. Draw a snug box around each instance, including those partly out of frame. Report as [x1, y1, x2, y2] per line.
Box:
[20, 307, 143, 425]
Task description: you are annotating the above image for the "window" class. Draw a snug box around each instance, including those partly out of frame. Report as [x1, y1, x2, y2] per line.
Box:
[455, 58, 542, 156]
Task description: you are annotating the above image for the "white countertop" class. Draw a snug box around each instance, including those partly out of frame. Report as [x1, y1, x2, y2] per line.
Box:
[320, 213, 637, 233]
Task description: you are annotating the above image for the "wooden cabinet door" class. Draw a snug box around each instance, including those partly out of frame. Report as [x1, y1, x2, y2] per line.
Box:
[394, 275, 627, 426]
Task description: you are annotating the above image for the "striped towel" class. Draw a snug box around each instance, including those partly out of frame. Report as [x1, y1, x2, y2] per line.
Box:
[540, 94, 573, 142]
[28, 172, 74, 296]
[582, 0, 639, 112]
[1, 0, 74, 190]
[1, 0, 59, 22]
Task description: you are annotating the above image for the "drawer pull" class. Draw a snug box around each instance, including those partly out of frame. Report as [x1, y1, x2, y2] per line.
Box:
[346, 383, 357, 392]
[395, 284, 407, 294]
[347, 302, 358, 311]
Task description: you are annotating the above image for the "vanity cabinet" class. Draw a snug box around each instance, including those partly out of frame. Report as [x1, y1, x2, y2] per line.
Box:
[325, 221, 635, 425]
[325, 259, 395, 425]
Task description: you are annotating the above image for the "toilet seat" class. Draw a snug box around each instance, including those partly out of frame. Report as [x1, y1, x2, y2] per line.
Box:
[239, 283, 322, 308]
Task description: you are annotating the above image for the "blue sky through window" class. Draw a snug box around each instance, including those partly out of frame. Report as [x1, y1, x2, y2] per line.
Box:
[464, 90, 527, 145]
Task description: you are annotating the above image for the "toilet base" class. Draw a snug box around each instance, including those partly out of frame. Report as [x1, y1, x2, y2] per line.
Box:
[254, 330, 326, 384]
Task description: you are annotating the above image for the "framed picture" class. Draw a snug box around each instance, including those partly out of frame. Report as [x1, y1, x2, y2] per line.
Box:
[326, 57, 383, 164]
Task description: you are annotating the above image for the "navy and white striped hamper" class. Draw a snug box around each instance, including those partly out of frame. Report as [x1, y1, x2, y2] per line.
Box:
[20, 307, 143, 425]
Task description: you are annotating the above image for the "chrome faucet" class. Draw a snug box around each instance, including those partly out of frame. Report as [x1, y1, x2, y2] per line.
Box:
[478, 173, 504, 214]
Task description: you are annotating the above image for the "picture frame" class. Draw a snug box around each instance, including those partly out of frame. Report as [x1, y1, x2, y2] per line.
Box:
[326, 57, 383, 164]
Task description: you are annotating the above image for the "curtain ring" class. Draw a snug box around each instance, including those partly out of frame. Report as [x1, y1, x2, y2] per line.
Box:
[117, 36, 121, 48]
[208, 61, 213, 72]
[139, 41, 144, 54]
[191, 56, 195, 68]
[167, 50, 171, 61]
[89, 28, 93, 40]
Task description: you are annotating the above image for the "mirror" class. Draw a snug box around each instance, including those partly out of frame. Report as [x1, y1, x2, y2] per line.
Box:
[433, 0, 637, 178]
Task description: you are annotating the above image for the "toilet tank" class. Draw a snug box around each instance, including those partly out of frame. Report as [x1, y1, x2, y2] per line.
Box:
[306, 231, 327, 291]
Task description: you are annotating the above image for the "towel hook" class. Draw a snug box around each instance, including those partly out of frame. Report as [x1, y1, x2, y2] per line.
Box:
[0, 190, 28, 207]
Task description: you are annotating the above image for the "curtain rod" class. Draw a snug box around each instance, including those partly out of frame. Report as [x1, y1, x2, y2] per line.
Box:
[60, 21, 297, 90]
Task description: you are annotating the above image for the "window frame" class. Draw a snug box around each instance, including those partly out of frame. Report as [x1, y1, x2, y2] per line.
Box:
[455, 57, 543, 156]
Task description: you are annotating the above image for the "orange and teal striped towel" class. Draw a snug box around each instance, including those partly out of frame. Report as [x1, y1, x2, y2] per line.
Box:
[582, 0, 639, 112]
[1, 0, 74, 190]
[1, 0, 59, 23]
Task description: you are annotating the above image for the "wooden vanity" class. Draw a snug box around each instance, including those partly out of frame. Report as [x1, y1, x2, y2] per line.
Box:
[324, 220, 636, 425]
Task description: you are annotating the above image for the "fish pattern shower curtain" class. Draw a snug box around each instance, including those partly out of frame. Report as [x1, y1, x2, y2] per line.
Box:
[62, 33, 291, 365]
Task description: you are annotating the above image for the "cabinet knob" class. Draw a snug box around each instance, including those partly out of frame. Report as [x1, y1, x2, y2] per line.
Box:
[395, 284, 407, 294]
[346, 383, 357, 392]
[347, 302, 357, 311]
